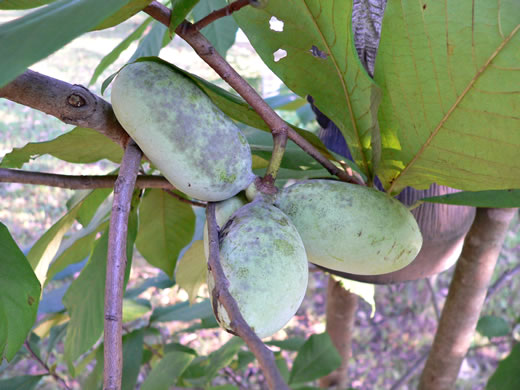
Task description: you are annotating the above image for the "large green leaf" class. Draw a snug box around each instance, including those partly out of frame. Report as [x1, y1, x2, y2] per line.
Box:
[0, 0, 131, 87]
[140, 351, 194, 390]
[175, 240, 207, 304]
[422, 189, 520, 208]
[63, 211, 137, 368]
[90, 18, 153, 86]
[0, 223, 41, 361]
[121, 329, 145, 390]
[374, 1, 520, 193]
[136, 189, 195, 278]
[0, 127, 123, 168]
[93, 0, 152, 31]
[289, 333, 342, 385]
[487, 343, 520, 390]
[150, 299, 213, 323]
[0, 0, 54, 10]
[169, 0, 200, 38]
[0, 375, 44, 390]
[233, 0, 381, 179]
[192, 0, 238, 57]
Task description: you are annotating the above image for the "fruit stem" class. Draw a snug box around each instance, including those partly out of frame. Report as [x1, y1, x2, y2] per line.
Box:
[264, 129, 288, 182]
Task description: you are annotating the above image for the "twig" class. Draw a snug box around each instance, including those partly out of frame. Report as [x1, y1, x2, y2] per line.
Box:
[425, 278, 440, 322]
[0, 168, 173, 190]
[164, 189, 207, 208]
[192, 0, 251, 31]
[0, 69, 129, 148]
[24, 340, 71, 390]
[206, 203, 290, 390]
[104, 140, 143, 390]
[486, 263, 520, 300]
[143, 1, 362, 186]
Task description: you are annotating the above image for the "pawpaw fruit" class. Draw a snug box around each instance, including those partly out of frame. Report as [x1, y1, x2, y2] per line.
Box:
[275, 180, 423, 275]
[207, 199, 308, 338]
[111, 60, 255, 201]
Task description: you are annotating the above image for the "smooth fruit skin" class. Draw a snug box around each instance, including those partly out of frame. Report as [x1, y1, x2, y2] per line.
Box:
[111, 61, 255, 201]
[208, 199, 308, 339]
[275, 180, 423, 275]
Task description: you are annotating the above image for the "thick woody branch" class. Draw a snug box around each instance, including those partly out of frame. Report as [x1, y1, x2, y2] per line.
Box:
[0, 168, 173, 190]
[144, 1, 361, 185]
[104, 141, 142, 390]
[418, 207, 517, 390]
[192, 0, 250, 31]
[206, 203, 289, 390]
[0, 70, 129, 148]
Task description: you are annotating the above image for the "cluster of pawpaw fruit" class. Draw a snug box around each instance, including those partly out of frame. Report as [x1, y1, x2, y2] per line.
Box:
[111, 61, 423, 338]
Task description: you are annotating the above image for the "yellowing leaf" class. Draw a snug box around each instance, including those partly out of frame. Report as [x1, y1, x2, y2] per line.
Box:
[175, 241, 207, 304]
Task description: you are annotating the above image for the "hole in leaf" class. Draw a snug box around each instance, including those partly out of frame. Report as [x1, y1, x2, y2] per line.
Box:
[273, 49, 287, 62]
[309, 45, 328, 59]
[269, 16, 284, 32]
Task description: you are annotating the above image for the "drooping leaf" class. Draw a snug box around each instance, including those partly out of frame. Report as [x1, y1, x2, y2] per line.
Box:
[140, 351, 194, 390]
[192, 0, 238, 57]
[0, 127, 123, 168]
[421, 189, 520, 208]
[150, 299, 213, 323]
[136, 189, 195, 278]
[129, 21, 170, 62]
[90, 18, 153, 86]
[486, 343, 520, 390]
[289, 333, 342, 385]
[169, 0, 200, 37]
[0, 0, 55, 10]
[121, 329, 145, 390]
[122, 298, 152, 323]
[0, 223, 41, 361]
[203, 337, 243, 383]
[374, 1, 520, 193]
[0, 0, 131, 87]
[93, 0, 153, 31]
[477, 315, 510, 339]
[0, 375, 44, 390]
[233, 0, 381, 179]
[175, 240, 207, 304]
[63, 210, 137, 368]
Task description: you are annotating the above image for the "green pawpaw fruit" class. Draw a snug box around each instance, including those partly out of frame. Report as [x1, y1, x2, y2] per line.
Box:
[111, 60, 255, 201]
[275, 180, 423, 275]
[207, 199, 308, 338]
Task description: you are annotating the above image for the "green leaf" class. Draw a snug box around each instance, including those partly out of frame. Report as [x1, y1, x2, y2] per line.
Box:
[203, 337, 243, 382]
[124, 272, 174, 299]
[0, 223, 41, 361]
[486, 343, 520, 390]
[93, 0, 153, 31]
[331, 275, 376, 317]
[421, 190, 520, 208]
[266, 337, 306, 351]
[233, 0, 381, 179]
[175, 240, 207, 304]
[0, 375, 44, 390]
[129, 21, 169, 63]
[169, 0, 199, 37]
[140, 351, 194, 390]
[63, 210, 137, 368]
[136, 189, 195, 278]
[122, 298, 152, 323]
[90, 18, 153, 86]
[289, 333, 342, 385]
[374, 1, 520, 193]
[73, 188, 113, 227]
[0, 0, 131, 87]
[28, 189, 104, 285]
[81, 345, 104, 389]
[274, 351, 290, 383]
[477, 315, 510, 339]
[150, 299, 213, 323]
[192, 0, 238, 57]
[0, 0, 55, 10]
[121, 329, 145, 390]
[0, 127, 123, 168]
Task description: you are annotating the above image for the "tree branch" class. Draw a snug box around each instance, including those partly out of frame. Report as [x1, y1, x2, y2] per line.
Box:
[418, 207, 517, 390]
[24, 340, 71, 390]
[206, 203, 290, 390]
[144, 1, 362, 186]
[104, 141, 142, 390]
[0, 70, 129, 149]
[0, 168, 173, 190]
[192, 0, 251, 31]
